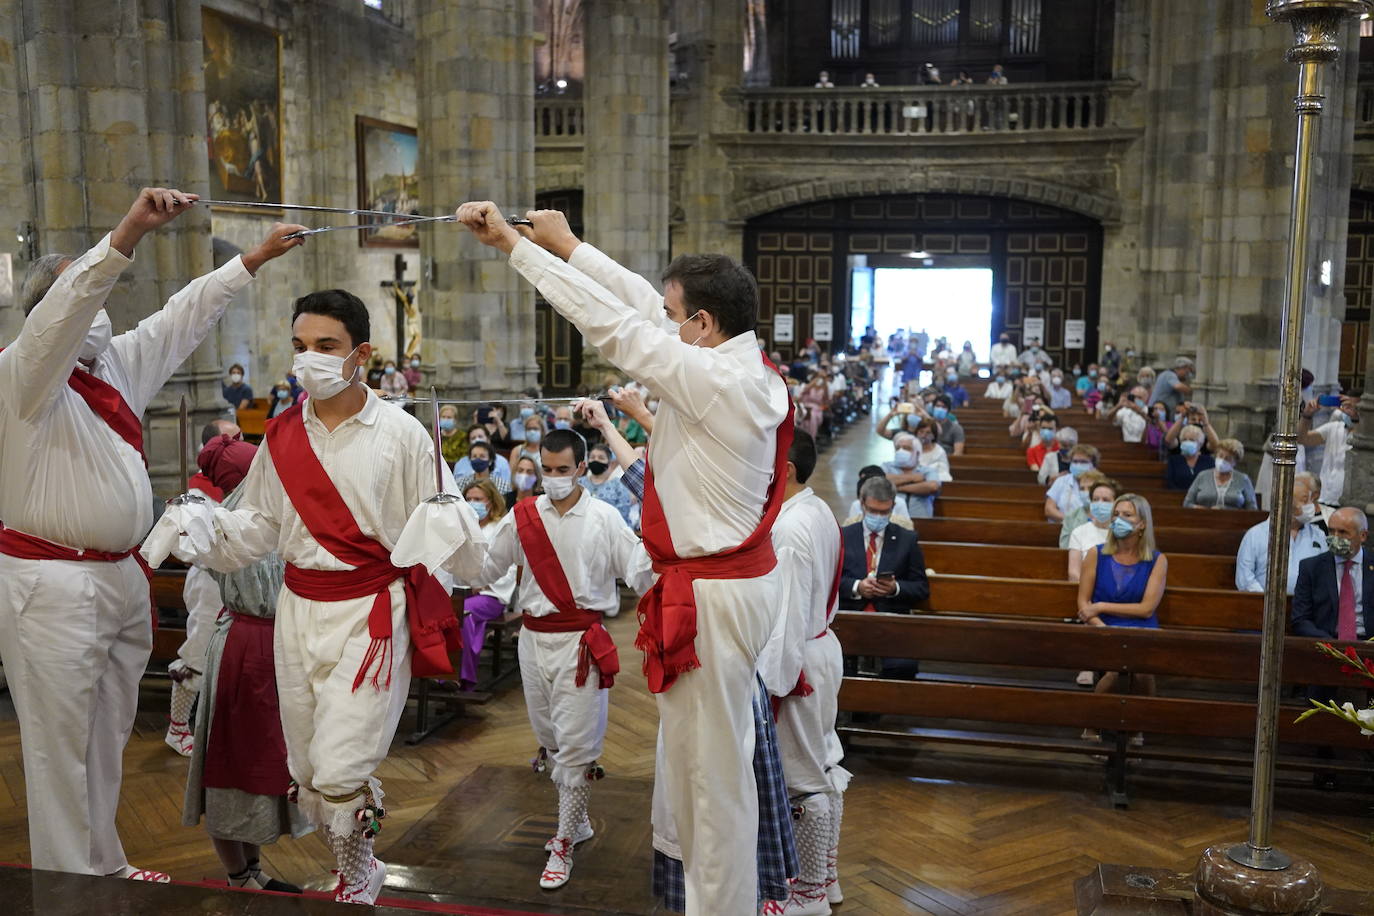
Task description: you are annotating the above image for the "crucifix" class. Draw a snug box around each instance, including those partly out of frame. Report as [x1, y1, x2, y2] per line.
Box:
[381, 253, 419, 361]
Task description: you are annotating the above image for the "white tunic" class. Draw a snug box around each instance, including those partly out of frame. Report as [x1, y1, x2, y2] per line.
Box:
[478, 490, 654, 617]
[0, 233, 253, 552]
[509, 239, 791, 555]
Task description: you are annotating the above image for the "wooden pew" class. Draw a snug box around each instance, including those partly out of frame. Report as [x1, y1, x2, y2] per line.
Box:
[941, 481, 1184, 505]
[911, 517, 1247, 556]
[953, 453, 1164, 476]
[948, 465, 1170, 491]
[919, 574, 1266, 630]
[921, 541, 1237, 590]
[934, 497, 1265, 530]
[831, 613, 1371, 805]
[237, 398, 270, 441]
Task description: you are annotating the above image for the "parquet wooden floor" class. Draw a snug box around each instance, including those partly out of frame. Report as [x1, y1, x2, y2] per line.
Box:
[0, 388, 1368, 913]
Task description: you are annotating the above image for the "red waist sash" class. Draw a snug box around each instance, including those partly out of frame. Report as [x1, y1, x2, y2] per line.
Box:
[0, 525, 155, 629]
[513, 497, 619, 688]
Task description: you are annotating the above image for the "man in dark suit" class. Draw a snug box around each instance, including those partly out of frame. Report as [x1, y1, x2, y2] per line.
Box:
[839, 475, 930, 679]
[1290, 506, 1372, 790]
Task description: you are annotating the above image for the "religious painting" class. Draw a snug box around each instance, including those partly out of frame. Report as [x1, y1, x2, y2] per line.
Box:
[201, 8, 282, 209]
[355, 117, 420, 248]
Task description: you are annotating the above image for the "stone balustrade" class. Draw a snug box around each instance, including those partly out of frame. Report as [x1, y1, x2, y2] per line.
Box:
[535, 98, 584, 138]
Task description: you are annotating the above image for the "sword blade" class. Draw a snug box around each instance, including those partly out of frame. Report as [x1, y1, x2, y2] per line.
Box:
[193, 199, 412, 220]
[178, 395, 190, 489]
[281, 214, 457, 241]
[429, 386, 444, 496]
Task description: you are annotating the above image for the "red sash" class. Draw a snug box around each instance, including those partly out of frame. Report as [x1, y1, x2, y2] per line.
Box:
[635, 356, 795, 694]
[513, 497, 619, 689]
[0, 350, 146, 464]
[0, 526, 156, 628]
[187, 473, 224, 504]
[265, 405, 459, 691]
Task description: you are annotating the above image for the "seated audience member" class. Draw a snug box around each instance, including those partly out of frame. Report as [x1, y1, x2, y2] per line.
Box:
[508, 396, 538, 443]
[1236, 472, 1327, 594]
[1145, 401, 1170, 453]
[1058, 470, 1108, 548]
[1184, 437, 1256, 510]
[1025, 412, 1060, 471]
[845, 466, 914, 529]
[1107, 386, 1150, 443]
[1149, 356, 1194, 414]
[1077, 495, 1168, 740]
[1019, 337, 1048, 370]
[985, 371, 1012, 402]
[1082, 374, 1110, 414]
[454, 424, 513, 478]
[455, 480, 518, 689]
[455, 440, 514, 505]
[838, 476, 931, 679]
[438, 405, 467, 464]
[478, 403, 515, 450]
[379, 358, 409, 398]
[876, 401, 919, 441]
[581, 441, 634, 526]
[403, 354, 422, 391]
[1164, 401, 1220, 452]
[1291, 507, 1373, 640]
[955, 341, 977, 377]
[1165, 423, 1215, 491]
[941, 369, 970, 409]
[1047, 370, 1073, 410]
[1044, 444, 1101, 522]
[511, 454, 542, 503]
[267, 380, 295, 419]
[928, 394, 965, 456]
[1066, 478, 1123, 578]
[509, 414, 545, 468]
[1299, 395, 1359, 506]
[1038, 426, 1078, 486]
[1075, 364, 1096, 398]
[222, 363, 253, 410]
[1136, 365, 1157, 396]
[886, 426, 951, 519]
[990, 333, 1018, 368]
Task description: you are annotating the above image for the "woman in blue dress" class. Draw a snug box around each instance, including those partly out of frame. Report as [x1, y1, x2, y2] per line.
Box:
[1076, 493, 1169, 743]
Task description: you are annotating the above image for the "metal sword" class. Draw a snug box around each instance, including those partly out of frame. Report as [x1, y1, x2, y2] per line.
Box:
[187, 199, 415, 220]
[381, 394, 614, 409]
[168, 395, 205, 506]
[280, 214, 457, 241]
[424, 386, 460, 505]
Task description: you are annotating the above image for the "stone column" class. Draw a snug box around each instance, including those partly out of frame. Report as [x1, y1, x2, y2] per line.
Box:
[417, 0, 538, 398]
[671, 0, 747, 259]
[580, 0, 669, 385]
[11, 0, 216, 496]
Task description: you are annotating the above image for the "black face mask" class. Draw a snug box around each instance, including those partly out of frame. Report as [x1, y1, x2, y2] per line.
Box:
[587, 460, 610, 476]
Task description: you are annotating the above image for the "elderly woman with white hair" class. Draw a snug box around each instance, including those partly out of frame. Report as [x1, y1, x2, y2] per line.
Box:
[1165, 422, 1215, 490]
[1037, 425, 1079, 486]
[1184, 437, 1256, 510]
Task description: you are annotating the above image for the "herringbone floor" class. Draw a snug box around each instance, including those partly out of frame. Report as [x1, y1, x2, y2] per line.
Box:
[0, 401, 1368, 913]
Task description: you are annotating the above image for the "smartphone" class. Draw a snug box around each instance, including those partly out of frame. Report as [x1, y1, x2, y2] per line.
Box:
[476, 407, 493, 424]
[1318, 394, 1343, 407]
[875, 570, 896, 581]
[897, 402, 916, 415]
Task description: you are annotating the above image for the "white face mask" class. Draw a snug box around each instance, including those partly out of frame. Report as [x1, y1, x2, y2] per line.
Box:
[79, 310, 112, 362]
[542, 474, 580, 500]
[1296, 501, 1317, 525]
[292, 347, 360, 401]
[676, 310, 706, 347]
[229, 372, 243, 384]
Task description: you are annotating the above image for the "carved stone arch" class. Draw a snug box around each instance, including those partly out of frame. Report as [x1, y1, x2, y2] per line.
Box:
[733, 172, 1121, 224]
[536, 165, 584, 198]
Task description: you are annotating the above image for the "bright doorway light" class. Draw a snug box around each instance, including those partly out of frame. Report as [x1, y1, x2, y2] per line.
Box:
[873, 267, 994, 361]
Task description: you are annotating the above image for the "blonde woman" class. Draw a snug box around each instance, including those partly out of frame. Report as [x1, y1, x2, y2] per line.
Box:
[457, 479, 516, 689]
[1183, 438, 1256, 509]
[1077, 494, 1169, 742]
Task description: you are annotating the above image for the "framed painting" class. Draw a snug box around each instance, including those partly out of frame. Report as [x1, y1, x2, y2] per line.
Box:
[356, 116, 420, 248]
[201, 8, 283, 210]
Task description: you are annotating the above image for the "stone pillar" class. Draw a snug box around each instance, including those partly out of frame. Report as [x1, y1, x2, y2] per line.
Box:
[581, 0, 669, 385]
[11, 0, 216, 496]
[671, 0, 747, 259]
[417, 0, 538, 398]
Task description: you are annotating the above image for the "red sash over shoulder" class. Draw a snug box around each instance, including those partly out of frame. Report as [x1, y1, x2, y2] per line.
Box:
[635, 356, 795, 694]
[0, 350, 145, 464]
[513, 497, 619, 689]
[265, 404, 459, 691]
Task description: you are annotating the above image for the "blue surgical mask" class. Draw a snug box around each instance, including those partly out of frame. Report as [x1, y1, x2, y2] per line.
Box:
[1040, 428, 1055, 443]
[1069, 461, 1092, 477]
[554, 420, 572, 430]
[275, 389, 291, 401]
[1215, 458, 1234, 474]
[384, 366, 396, 375]
[945, 373, 957, 382]
[515, 472, 538, 492]
[1072, 368, 1082, 377]
[1134, 398, 1146, 409]
[466, 499, 490, 521]
[1097, 381, 1108, 391]
[932, 406, 949, 420]
[526, 430, 542, 445]
[995, 375, 1005, 383]
[438, 417, 456, 432]
[863, 513, 889, 535]
[1090, 500, 1113, 523]
[893, 448, 916, 469]
[470, 457, 490, 473]
[1111, 516, 1136, 539]
[520, 406, 535, 419]
[1180, 440, 1200, 457]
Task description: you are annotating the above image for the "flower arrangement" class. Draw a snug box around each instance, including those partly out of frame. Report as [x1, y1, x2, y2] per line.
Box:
[1293, 641, 1374, 734]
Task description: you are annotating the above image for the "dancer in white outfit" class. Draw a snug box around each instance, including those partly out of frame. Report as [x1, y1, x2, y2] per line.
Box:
[477, 428, 653, 890]
[145, 289, 485, 904]
[458, 201, 792, 916]
[758, 430, 850, 916]
[0, 187, 304, 881]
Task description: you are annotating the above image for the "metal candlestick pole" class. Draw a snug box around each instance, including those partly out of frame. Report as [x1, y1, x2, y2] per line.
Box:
[1230, 0, 1368, 873]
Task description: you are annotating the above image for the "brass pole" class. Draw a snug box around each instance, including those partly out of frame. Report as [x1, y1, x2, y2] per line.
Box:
[1227, 0, 1368, 872]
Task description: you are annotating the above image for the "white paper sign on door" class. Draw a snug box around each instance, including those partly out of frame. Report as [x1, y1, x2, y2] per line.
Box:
[813, 313, 833, 342]
[1023, 316, 1044, 344]
[1065, 319, 1086, 349]
[774, 313, 794, 343]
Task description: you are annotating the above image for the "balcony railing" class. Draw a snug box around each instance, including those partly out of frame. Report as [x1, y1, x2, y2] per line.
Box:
[1358, 84, 1374, 124]
[734, 82, 1114, 137]
[535, 99, 584, 138]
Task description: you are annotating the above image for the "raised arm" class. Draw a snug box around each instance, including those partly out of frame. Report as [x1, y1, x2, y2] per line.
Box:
[579, 398, 640, 471]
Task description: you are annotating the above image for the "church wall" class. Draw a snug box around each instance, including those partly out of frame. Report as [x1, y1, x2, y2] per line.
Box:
[0, 2, 23, 332]
[202, 0, 419, 396]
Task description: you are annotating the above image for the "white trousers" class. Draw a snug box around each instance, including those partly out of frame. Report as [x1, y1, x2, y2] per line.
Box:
[171, 565, 221, 690]
[273, 581, 411, 836]
[0, 554, 151, 875]
[518, 627, 608, 788]
[652, 571, 780, 916]
[775, 630, 849, 796]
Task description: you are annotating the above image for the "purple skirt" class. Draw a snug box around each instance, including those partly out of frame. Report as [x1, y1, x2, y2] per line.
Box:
[460, 594, 508, 688]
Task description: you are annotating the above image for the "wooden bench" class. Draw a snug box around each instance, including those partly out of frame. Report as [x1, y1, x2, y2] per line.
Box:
[921, 541, 1237, 589]
[832, 612, 1372, 805]
[940, 481, 1184, 505]
[945, 466, 1171, 491]
[934, 497, 1265, 530]
[237, 398, 270, 442]
[953, 453, 1165, 476]
[912, 517, 1248, 556]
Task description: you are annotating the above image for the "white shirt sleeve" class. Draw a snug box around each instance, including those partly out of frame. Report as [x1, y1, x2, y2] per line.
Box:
[758, 540, 811, 697]
[475, 512, 521, 592]
[1235, 525, 1265, 592]
[609, 514, 656, 601]
[567, 242, 665, 325]
[0, 233, 131, 421]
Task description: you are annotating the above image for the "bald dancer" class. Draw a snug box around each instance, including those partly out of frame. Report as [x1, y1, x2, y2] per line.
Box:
[458, 201, 792, 916]
[0, 187, 305, 881]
